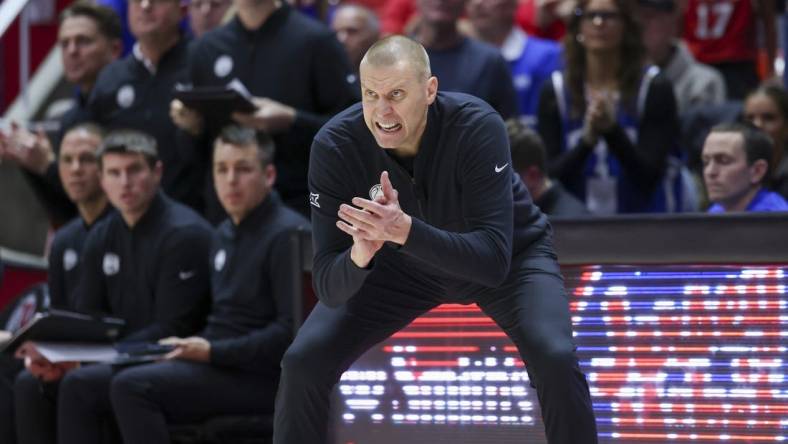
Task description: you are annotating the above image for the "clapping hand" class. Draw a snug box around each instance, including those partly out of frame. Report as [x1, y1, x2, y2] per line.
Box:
[0, 123, 54, 175]
[582, 90, 616, 145]
[336, 171, 412, 268]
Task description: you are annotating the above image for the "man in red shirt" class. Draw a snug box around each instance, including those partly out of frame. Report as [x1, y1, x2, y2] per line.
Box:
[682, 0, 776, 99]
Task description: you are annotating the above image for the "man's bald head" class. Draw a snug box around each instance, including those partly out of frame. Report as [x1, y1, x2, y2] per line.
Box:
[360, 35, 432, 81]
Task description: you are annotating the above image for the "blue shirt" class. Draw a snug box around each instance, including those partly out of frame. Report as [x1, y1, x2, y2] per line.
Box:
[708, 188, 788, 213]
[502, 28, 562, 126]
[427, 38, 518, 120]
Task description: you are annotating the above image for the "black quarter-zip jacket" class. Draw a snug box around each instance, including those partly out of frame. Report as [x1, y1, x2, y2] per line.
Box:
[188, 3, 357, 204]
[74, 193, 213, 342]
[87, 38, 202, 210]
[308, 92, 549, 307]
[48, 205, 114, 310]
[202, 192, 308, 374]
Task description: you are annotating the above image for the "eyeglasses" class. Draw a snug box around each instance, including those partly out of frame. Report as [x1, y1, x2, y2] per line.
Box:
[576, 9, 622, 24]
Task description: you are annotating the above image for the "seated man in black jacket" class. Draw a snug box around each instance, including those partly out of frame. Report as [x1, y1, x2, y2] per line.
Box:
[109, 125, 307, 444]
[14, 129, 213, 444]
[5, 123, 111, 444]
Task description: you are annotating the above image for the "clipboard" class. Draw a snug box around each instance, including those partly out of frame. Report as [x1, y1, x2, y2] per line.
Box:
[1, 309, 125, 354]
[173, 80, 257, 120]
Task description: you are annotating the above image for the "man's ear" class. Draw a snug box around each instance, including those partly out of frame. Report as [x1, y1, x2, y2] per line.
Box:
[154, 160, 164, 182]
[264, 163, 276, 188]
[749, 158, 769, 185]
[426, 76, 438, 105]
[110, 39, 123, 60]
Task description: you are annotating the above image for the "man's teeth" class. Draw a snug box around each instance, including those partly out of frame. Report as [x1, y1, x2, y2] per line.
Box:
[377, 122, 400, 131]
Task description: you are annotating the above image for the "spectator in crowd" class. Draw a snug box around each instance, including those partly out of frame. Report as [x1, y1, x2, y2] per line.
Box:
[379, 0, 417, 35]
[172, 0, 357, 218]
[537, 0, 680, 214]
[635, 0, 725, 115]
[682, 0, 777, 100]
[0, 123, 112, 444]
[410, 0, 518, 119]
[14, 129, 213, 444]
[508, 119, 589, 216]
[467, 0, 562, 126]
[743, 84, 788, 199]
[110, 125, 307, 444]
[87, 0, 204, 211]
[516, 0, 573, 41]
[703, 123, 788, 212]
[189, 0, 232, 37]
[331, 3, 381, 77]
[0, 2, 122, 225]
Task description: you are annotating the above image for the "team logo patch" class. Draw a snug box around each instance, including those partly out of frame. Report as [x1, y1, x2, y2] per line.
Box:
[309, 192, 320, 208]
[214, 55, 233, 78]
[102, 252, 120, 276]
[63, 248, 78, 272]
[116, 85, 135, 108]
[214, 249, 226, 271]
[369, 184, 383, 201]
[346, 73, 357, 84]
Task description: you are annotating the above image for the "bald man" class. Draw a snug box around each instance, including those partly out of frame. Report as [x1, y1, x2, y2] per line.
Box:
[273, 36, 598, 444]
[331, 3, 380, 73]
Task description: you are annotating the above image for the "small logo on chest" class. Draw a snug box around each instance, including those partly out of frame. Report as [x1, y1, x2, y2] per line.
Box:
[102, 253, 120, 275]
[63, 248, 78, 271]
[214, 55, 233, 78]
[214, 249, 227, 271]
[116, 85, 135, 109]
[369, 184, 383, 201]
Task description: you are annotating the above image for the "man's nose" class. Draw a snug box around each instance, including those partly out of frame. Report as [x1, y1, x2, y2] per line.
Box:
[69, 159, 82, 173]
[64, 41, 78, 55]
[376, 99, 393, 116]
[227, 169, 238, 183]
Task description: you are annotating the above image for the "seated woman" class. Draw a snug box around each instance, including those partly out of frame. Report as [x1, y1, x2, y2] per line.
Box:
[743, 84, 788, 199]
[537, 0, 682, 214]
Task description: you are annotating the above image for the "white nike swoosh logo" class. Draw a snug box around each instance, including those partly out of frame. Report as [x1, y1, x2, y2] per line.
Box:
[179, 270, 196, 280]
[495, 163, 509, 173]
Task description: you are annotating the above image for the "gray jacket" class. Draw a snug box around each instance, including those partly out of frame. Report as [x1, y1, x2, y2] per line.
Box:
[664, 42, 727, 115]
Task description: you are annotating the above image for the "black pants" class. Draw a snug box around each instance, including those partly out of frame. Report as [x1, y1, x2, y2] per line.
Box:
[1, 355, 22, 444]
[14, 370, 58, 444]
[57, 363, 118, 444]
[110, 360, 278, 444]
[273, 252, 598, 444]
[15, 365, 119, 444]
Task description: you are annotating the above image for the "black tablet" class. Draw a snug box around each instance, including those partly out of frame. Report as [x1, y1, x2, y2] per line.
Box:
[173, 85, 257, 119]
